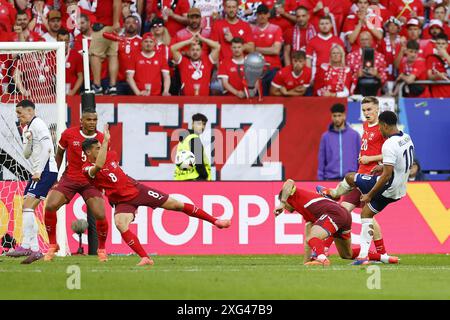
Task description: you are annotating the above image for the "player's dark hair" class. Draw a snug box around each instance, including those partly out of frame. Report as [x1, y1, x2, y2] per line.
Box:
[295, 6, 309, 13]
[406, 39, 420, 51]
[434, 3, 448, 12]
[361, 96, 379, 106]
[82, 108, 97, 115]
[82, 138, 99, 152]
[378, 111, 398, 126]
[80, 13, 90, 22]
[330, 103, 345, 114]
[192, 113, 208, 123]
[16, 99, 35, 109]
[57, 28, 70, 38]
[291, 50, 306, 61]
[231, 37, 245, 45]
[278, 190, 282, 200]
[435, 32, 448, 42]
[16, 10, 27, 18]
[319, 15, 332, 23]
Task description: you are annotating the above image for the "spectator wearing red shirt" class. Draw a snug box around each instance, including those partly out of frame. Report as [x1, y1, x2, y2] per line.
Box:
[342, 0, 383, 52]
[252, 4, 283, 96]
[11, 11, 44, 42]
[89, 0, 122, 95]
[57, 29, 83, 96]
[283, 6, 317, 66]
[426, 4, 450, 37]
[171, 34, 220, 96]
[389, 0, 424, 25]
[150, 0, 190, 37]
[395, 39, 430, 98]
[73, 13, 93, 52]
[423, 19, 449, 41]
[315, 44, 352, 97]
[28, 0, 50, 36]
[151, 18, 171, 61]
[217, 37, 247, 98]
[270, 50, 312, 96]
[306, 15, 345, 76]
[346, 31, 387, 95]
[42, 10, 62, 42]
[0, 0, 16, 32]
[379, 17, 402, 82]
[126, 32, 171, 96]
[263, 0, 297, 31]
[211, 0, 255, 61]
[427, 33, 450, 98]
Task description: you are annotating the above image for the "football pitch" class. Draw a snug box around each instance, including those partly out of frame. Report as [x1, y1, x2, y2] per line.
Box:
[1, 254, 449, 300]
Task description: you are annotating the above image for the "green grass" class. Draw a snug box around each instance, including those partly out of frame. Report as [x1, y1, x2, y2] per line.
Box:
[1, 254, 449, 299]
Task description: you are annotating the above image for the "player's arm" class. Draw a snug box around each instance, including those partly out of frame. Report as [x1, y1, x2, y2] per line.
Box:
[359, 153, 383, 164]
[23, 131, 33, 159]
[70, 71, 84, 96]
[198, 35, 220, 63]
[31, 134, 54, 181]
[88, 125, 110, 178]
[283, 44, 292, 66]
[171, 37, 195, 63]
[255, 41, 282, 56]
[274, 179, 295, 216]
[362, 164, 394, 203]
[303, 222, 312, 264]
[55, 146, 65, 170]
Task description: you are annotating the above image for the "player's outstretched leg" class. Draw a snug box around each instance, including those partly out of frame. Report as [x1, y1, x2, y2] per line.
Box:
[86, 197, 109, 262]
[304, 225, 331, 266]
[115, 212, 153, 266]
[316, 173, 357, 200]
[161, 197, 231, 229]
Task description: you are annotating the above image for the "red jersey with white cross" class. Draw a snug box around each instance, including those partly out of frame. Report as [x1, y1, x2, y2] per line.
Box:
[0, 0, 17, 33]
[177, 55, 215, 96]
[315, 64, 352, 96]
[271, 65, 312, 90]
[59, 126, 104, 183]
[358, 121, 386, 174]
[83, 151, 139, 204]
[211, 19, 254, 61]
[342, 11, 383, 52]
[127, 51, 170, 94]
[306, 34, 345, 71]
[65, 48, 83, 92]
[251, 23, 283, 69]
[389, 0, 424, 22]
[287, 186, 331, 223]
[118, 35, 142, 82]
[217, 58, 246, 94]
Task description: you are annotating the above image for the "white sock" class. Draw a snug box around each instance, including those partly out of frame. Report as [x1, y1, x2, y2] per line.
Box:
[21, 208, 35, 249]
[380, 254, 390, 264]
[30, 213, 40, 252]
[331, 178, 353, 198]
[358, 218, 374, 258]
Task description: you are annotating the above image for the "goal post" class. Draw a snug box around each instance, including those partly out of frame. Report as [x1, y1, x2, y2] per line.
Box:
[0, 41, 68, 256]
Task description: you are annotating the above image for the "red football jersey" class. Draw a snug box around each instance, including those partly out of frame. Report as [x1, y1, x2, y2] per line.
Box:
[59, 126, 104, 182]
[65, 48, 83, 92]
[399, 57, 430, 97]
[389, 0, 424, 21]
[426, 54, 450, 98]
[283, 24, 317, 52]
[358, 121, 386, 174]
[287, 186, 331, 223]
[151, 0, 191, 37]
[83, 151, 139, 204]
[251, 23, 284, 69]
[306, 34, 345, 71]
[342, 11, 383, 52]
[127, 51, 170, 94]
[0, 0, 17, 33]
[211, 19, 254, 61]
[173, 27, 211, 56]
[177, 55, 215, 96]
[315, 64, 352, 96]
[262, 0, 297, 31]
[118, 35, 142, 82]
[217, 58, 246, 94]
[271, 65, 312, 90]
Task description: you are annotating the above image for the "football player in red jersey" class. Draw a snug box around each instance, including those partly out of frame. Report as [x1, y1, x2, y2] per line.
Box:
[274, 179, 393, 266]
[316, 97, 397, 262]
[82, 125, 231, 266]
[43, 110, 109, 262]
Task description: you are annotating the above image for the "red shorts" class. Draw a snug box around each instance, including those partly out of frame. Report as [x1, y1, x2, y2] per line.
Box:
[51, 175, 103, 203]
[114, 183, 169, 215]
[342, 188, 364, 208]
[308, 200, 352, 240]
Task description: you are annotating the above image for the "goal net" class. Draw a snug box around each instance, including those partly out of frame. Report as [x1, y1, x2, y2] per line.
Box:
[0, 42, 67, 256]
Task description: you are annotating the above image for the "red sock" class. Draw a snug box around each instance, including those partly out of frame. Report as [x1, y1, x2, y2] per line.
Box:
[96, 219, 108, 250]
[44, 209, 57, 245]
[182, 203, 217, 224]
[308, 237, 325, 256]
[120, 230, 147, 258]
[352, 247, 382, 261]
[374, 239, 387, 254]
[323, 236, 334, 248]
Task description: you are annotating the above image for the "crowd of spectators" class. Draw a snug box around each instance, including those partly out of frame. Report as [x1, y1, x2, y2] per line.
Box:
[0, 0, 449, 98]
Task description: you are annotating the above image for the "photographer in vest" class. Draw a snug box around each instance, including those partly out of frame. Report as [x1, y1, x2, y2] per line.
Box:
[174, 113, 211, 181]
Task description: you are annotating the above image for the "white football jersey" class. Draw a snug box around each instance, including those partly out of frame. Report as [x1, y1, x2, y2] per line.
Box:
[381, 132, 414, 199]
[24, 117, 58, 173]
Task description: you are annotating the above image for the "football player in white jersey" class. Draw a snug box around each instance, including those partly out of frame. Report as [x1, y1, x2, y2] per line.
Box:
[319, 111, 414, 265]
[6, 100, 58, 264]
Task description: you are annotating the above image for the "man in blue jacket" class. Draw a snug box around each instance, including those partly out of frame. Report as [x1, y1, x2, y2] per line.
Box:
[318, 103, 361, 180]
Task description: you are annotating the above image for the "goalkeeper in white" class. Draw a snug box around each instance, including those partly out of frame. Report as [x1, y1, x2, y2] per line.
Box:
[6, 100, 58, 264]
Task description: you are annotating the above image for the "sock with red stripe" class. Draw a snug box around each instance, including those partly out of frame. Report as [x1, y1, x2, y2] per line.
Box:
[374, 238, 387, 254]
[96, 219, 108, 250]
[323, 236, 334, 249]
[44, 209, 57, 245]
[351, 247, 381, 261]
[182, 203, 217, 224]
[120, 230, 147, 258]
[308, 237, 326, 260]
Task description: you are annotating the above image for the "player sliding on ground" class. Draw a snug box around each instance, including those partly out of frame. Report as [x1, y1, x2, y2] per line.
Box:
[81, 125, 231, 266]
[43, 109, 109, 262]
[274, 179, 399, 266]
[6, 100, 58, 264]
[317, 111, 413, 265]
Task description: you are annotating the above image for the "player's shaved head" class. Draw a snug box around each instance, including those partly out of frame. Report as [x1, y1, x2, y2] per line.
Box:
[379, 111, 397, 126]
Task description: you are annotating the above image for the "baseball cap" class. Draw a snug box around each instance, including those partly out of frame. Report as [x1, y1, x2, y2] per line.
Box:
[384, 16, 402, 29]
[48, 10, 62, 20]
[406, 18, 420, 28]
[188, 7, 202, 17]
[142, 32, 156, 41]
[256, 4, 270, 14]
[429, 19, 444, 29]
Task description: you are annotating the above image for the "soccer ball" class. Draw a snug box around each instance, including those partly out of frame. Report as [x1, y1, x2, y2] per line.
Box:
[176, 150, 196, 170]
